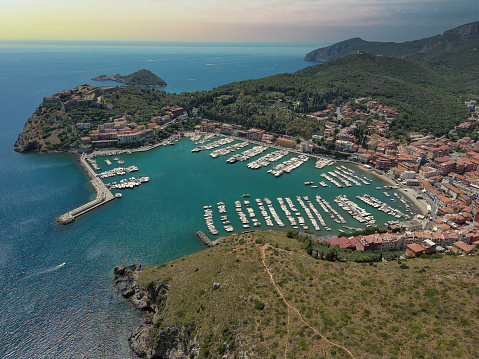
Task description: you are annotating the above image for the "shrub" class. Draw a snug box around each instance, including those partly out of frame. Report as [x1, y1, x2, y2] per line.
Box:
[254, 299, 265, 310]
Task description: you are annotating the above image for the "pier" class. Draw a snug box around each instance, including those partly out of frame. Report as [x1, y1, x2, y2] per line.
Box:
[57, 153, 115, 225]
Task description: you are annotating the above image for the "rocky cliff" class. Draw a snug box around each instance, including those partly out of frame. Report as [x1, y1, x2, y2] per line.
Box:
[114, 264, 198, 359]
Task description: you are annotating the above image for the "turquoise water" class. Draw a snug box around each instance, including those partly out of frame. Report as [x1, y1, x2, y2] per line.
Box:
[0, 42, 414, 358]
[106, 141, 412, 237]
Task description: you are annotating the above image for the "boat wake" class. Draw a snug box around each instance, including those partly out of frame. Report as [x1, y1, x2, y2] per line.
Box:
[25, 263, 66, 278]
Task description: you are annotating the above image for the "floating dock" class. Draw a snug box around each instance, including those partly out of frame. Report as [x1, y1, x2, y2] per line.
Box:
[57, 153, 115, 225]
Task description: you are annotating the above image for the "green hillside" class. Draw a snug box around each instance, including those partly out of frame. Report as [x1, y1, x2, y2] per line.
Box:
[127, 230, 479, 359]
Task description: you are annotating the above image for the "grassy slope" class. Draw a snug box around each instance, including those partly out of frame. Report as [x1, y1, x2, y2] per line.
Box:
[138, 231, 479, 359]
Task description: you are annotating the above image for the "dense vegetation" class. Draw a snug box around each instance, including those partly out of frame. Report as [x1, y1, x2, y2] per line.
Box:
[136, 230, 479, 359]
[120, 69, 167, 87]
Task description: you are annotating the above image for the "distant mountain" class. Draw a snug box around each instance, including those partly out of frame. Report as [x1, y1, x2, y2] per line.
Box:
[92, 69, 167, 87]
[305, 21, 479, 62]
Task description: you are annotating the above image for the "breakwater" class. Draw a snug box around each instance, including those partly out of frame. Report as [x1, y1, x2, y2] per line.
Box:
[57, 153, 115, 224]
[196, 231, 222, 247]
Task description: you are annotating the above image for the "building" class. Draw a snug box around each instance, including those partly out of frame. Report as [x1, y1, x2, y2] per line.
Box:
[220, 124, 234, 135]
[300, 142, 313, 153]
[335, 140, 358, 152]
[262, 134, 274, 143]
[440, 183, 463, 200]
[247, 128, 265, 141]
[118, 131, 142, 145]
[163, 106, 185, 117]
[405, 242, 435, 256]
[451, 241, 473, 254]
[276, 137, 297, 148]
[76, 122, 91, 130]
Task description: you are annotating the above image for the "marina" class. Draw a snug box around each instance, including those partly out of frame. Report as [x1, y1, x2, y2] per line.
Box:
[78, 135, 418, 236]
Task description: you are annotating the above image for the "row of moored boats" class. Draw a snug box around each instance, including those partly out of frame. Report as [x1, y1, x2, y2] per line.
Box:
[356, 194, 410, 220]
[97, 166, 139, 179]
[106, 176, 149, 190]
[334, 195, 377, 227]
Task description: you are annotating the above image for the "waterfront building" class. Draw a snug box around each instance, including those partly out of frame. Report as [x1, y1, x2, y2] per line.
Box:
[233, 130, 247, 137]
[262, 134, 274, 143]
[374, 157, 393, 171]
[118, 131, 142, 145]
[247, 128, 265, 141]
[300, 142, 313, 153]
[220, 124, 234, 135]
[335, 140, 358, 152]
[276, 137, 297, 148]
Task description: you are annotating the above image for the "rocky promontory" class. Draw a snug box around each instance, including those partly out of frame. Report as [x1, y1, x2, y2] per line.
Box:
[92, 69, 167, 88]
[114, 264, 198, 359]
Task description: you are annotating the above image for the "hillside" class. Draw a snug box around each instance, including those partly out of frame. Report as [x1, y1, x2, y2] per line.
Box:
[304, 21, 479, 62]
[118, 230, 479, 359]
[92, 69, 167, 87]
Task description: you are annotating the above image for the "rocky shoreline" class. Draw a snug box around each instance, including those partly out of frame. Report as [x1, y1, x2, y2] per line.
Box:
[114, 264, 198, 359]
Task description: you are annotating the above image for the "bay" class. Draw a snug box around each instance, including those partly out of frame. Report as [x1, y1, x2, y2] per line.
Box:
[0, 41, 411, 358]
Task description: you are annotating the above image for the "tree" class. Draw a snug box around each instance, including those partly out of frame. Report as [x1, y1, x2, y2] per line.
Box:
[325, 246, 338, 262]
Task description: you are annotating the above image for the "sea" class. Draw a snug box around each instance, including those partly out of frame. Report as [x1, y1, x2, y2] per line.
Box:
[0, 41, 415, 358]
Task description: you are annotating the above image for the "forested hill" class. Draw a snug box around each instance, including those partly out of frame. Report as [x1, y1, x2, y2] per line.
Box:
[304, 21, 479, 62]
[201, 48, 475, 137]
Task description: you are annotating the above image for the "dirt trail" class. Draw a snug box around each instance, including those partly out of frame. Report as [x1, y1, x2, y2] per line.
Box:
[260, 244, 356, 359]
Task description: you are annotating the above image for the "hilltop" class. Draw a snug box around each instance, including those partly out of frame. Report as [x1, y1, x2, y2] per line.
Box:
[304, 21, 479, 62]
[117, 230, 479, 359]
[92, 69, 167, 88]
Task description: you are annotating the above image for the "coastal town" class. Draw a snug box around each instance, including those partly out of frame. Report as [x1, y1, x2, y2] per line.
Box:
[6, 16, 479, 359]
[58, 86, 479, 258]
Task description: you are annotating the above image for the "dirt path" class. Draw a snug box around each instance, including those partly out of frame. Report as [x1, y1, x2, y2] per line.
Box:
[260, 244, 356, 359]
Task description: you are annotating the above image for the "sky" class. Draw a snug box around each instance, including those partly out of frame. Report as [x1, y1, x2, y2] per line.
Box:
[1, 0, 478, 43]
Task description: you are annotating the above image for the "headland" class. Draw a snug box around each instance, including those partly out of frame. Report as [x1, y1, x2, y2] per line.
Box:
[117, 230, 479, 359]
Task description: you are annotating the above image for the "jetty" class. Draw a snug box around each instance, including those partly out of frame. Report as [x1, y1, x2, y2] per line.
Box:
[57, 154, 115, 225]
[196, 231, 222, 247]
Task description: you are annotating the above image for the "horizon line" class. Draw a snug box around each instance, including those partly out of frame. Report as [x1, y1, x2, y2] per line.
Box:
[0, 39, 331, 47]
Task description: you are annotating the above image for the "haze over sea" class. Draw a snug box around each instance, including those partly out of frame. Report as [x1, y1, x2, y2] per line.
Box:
[0, 41, 408, 358]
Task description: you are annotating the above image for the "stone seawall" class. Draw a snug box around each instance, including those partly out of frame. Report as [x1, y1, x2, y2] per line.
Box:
[57, 153, 114, 224]
[196, 231, 222, 247]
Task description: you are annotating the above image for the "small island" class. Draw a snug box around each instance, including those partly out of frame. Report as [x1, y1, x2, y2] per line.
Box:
[92, 69, 167, 88]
